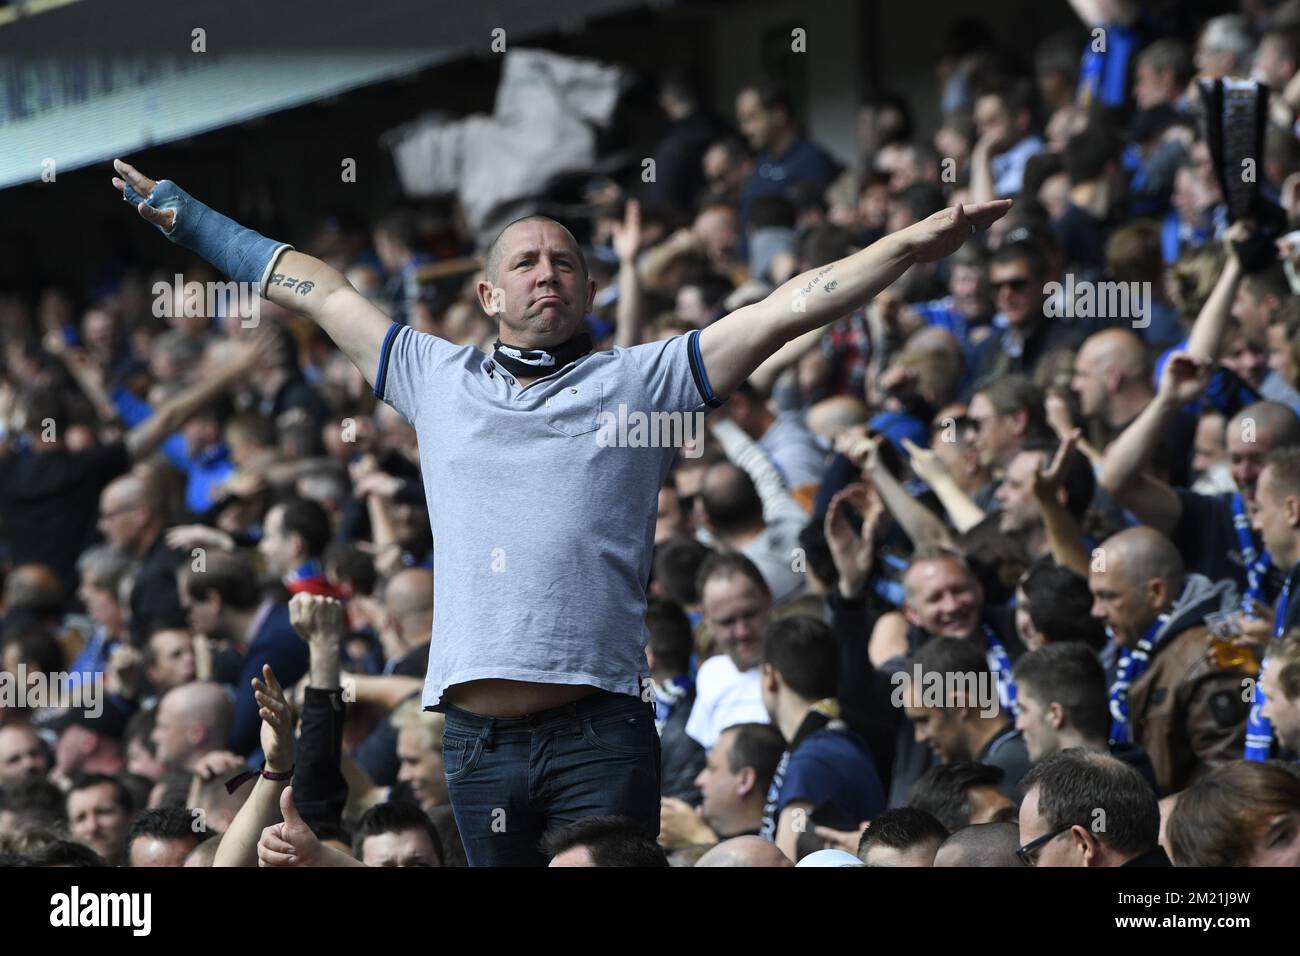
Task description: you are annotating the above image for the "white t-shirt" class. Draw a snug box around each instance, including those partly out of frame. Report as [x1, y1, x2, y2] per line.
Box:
[685, 653, 770, 749]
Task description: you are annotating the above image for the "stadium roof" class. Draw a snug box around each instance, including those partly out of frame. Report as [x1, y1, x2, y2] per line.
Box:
[0, 0, 654, 190]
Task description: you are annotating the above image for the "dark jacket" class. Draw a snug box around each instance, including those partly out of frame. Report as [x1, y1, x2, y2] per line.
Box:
[229, 602, 311, 759]
[976, 724, 1032, 799]
[660, 685, 706, 804]
[1281, 562, 1300, 635]
[295, 687, 349, 832]
[129, 533, 188, 646]
[975, 315, 1089, 383]
[1128, 574, 1249, 793]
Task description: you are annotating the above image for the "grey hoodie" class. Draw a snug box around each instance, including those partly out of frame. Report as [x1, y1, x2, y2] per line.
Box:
[1151, 573, 1239, 653]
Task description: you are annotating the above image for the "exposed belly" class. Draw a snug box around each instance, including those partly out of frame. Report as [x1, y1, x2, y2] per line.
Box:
[443, 678, 602, 717]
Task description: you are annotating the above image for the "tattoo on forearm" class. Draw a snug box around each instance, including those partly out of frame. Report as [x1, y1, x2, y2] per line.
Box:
[823, 279, 839, 293]
[268, 273, 315, 296]
[800, 265, 834, 297]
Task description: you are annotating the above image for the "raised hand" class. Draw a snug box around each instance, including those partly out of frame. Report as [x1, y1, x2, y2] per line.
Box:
[192, 633, 214, 682]
[610, 198, 643, 264]
[1044, 391, 1077, 442]
[224, 322, 280, 372]
[288, 592, 345, 647]
[832, 424, 871, 458]
[219, 470, 268, 500]
[105, 644, 143, 700]
[111, 158, 176, 232]
[1158, 352, 1213, 405]
[352, 470, 402, 500]
[257, 787, 322, 867]
[1032, 429, 1079, 502]
[906, 200, 1013, 264]
[845, 434, 884, 475]
[900, 437, 952, 489]
[253, 664, 295, 774]
[824, 483, 876, 598]
[191, 750, 246, 783]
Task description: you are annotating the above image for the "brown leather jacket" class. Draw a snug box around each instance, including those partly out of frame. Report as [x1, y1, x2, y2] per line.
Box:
[1129, 620, 1249, 794]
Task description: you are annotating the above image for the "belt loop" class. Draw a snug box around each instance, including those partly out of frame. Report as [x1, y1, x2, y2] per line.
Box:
[483, 717, 497, 751]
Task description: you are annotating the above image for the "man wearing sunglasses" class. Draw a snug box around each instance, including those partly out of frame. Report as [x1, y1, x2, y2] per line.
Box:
[1016, 748, 1170, 866]
[977, 242, 1091, 382]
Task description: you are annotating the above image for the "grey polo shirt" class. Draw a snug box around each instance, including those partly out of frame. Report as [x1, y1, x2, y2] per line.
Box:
[375, 323, 721, 708]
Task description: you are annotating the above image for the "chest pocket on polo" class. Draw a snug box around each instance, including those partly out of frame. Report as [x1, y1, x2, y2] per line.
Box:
[545, 382, 604, 437]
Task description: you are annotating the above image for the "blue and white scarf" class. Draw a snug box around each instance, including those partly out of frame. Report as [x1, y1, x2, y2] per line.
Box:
[983, 625, 1016, 712]
[1232, 493, 1273, 609]
[1236, 492, 1279, 761]
[1246, 576, 1291, 761]
[653, 674, 694, 734]
[1109, 610, 1174, 745]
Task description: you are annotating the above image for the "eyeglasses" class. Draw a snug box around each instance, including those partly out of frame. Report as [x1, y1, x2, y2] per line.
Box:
[990, 277, 1032, 292]
[1015, 823, 1075, 866]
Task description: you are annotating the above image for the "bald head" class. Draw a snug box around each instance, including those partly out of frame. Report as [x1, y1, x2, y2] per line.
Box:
[695, 835, 794, 867]
[384, 568, 435, 645]
[385, 569, 433, 616]
[99, 473, 163, 556]
[1099, 527, 1184, 592]
[171, 681, 231, 722]
[154, 682, 233, 768]
[484, 216, 587, 285]
[806, 396, 869, 444]
[1229, 401, 1300, 449]
[1072, 329, 1152, 423]
[103, 474, 151, 512]
[933, 821, 1023, 867]
[1081, 329, 1146, 379]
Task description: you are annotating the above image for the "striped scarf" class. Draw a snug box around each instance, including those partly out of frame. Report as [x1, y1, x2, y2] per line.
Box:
[983, 625, 1016, 712]
[1109, 610, 1174, 745]
[1246, 576, 1291, 761]
[1232, 493, 1272, 609]
[1236, 492, 1279, 761]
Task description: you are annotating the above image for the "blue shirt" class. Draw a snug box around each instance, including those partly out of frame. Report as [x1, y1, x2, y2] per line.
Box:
[112, 386, 235, 515]
[1078, 20, 1142, 109]
[768, 726, 885, 825]
[740, 135, 840, 226]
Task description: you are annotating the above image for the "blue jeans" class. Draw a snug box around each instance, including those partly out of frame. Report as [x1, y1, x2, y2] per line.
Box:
[441, 691, 662, 867]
